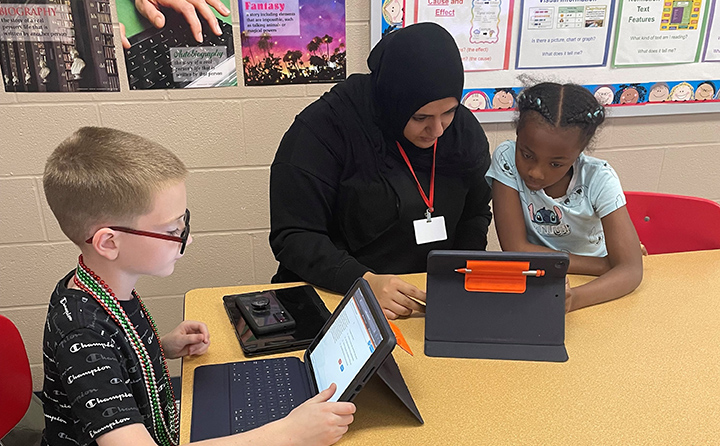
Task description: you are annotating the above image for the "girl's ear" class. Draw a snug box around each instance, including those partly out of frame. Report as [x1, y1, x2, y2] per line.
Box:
[89, 228, 120, 261]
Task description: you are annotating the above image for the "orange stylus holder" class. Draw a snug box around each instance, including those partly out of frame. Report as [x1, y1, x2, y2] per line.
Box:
[464, 260, 530, 293]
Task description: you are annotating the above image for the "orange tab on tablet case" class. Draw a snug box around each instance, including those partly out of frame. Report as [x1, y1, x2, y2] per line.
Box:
[388, 320, 413, 356]
[463, 260, 530, 293]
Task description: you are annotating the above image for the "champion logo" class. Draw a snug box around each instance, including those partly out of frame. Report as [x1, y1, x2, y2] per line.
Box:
[85, 392, 133, 409]
[69, 339, 115, 353]
[59, 297, 73, 321]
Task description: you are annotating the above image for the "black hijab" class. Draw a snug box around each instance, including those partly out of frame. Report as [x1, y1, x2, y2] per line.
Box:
[367, 23, 486, 174]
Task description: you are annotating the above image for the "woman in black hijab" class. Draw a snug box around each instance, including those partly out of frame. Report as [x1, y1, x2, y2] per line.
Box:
[270, 23, 491, 319]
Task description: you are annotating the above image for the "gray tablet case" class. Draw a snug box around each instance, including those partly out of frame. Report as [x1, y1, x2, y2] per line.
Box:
[425, 250, 569, 362]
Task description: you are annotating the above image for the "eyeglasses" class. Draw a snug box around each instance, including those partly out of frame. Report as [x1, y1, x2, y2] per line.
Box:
[85, 209, 191, 254]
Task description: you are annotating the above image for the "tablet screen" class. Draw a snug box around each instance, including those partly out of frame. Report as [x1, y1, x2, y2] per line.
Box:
[308, 286, 384, 402]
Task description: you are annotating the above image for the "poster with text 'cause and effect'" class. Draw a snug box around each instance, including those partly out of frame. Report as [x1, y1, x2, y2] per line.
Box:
[413, 0, 514, 71]
[612, 0, 711, 66]
[240, 0, 346, 85]
[516, 0, 615, 68]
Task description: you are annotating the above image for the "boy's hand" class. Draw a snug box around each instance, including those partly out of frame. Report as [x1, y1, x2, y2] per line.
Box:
[277, 383, 356, 446]
[640, 242, 648, 256]
[565, 276, 574, 313]
[161, 320, 210, 359]
[363, 272, 426, 320]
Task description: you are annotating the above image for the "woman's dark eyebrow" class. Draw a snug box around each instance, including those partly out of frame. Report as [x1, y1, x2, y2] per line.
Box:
[413, 105, 459, 118]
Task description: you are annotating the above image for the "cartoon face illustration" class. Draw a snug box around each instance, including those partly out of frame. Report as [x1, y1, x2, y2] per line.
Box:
[492, 89, 515, 109]
[461, 91, 488, 111]
[648, 83, 669, 102]
[694, 82, 715, 101]
[619, 87, 639, 104]
[382, 0, 403, 25]
[669, 82, 693, 101]
[594, 86, 614, 106]
[528, 203, 562, 225]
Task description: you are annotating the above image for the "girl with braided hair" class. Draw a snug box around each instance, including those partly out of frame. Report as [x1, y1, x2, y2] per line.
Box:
[486, 82, 643, 312]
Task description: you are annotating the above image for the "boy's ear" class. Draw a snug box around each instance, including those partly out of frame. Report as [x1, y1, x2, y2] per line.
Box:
[90, 229, 120, 261]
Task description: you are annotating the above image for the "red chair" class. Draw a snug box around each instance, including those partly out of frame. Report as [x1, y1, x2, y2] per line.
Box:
[0, 314, 33, 439]
[624, 191, 720, 255]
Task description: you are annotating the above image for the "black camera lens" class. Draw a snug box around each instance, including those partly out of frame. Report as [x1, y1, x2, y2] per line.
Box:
[251, 296, 270, 313]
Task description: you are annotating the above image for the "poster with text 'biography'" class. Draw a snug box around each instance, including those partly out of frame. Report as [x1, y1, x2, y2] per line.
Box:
[414, 0, 515, 71]
[0, 0, 119, 92]
[240, 0, 346, 85]
[612, 0, 710, 66]
[516, 0, 615, 68]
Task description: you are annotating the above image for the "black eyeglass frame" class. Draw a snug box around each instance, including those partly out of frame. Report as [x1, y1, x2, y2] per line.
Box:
[85, 209, 191, 254]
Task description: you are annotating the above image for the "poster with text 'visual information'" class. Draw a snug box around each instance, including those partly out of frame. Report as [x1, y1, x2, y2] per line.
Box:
[516, 0, 615, 68]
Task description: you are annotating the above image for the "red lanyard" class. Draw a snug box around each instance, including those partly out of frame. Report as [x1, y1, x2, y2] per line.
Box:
[396, 140, 437, 215]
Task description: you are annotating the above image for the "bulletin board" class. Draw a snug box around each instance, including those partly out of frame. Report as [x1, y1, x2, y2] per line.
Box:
[371, 0, 720, 122]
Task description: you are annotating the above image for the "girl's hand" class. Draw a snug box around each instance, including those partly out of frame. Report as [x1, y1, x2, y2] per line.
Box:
[565, 276, 574, 313]
[640, 242, 648, 256]
[161, 320, 210, 359]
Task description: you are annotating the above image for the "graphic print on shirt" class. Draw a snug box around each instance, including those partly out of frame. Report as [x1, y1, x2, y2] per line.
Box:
[559, 185, 588, 208]
[496, 145, 515, 178]
[588, 225, 604, 246]
[528, 203, 571, 236]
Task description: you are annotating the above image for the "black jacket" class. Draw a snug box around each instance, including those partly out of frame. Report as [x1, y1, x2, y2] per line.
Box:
[269, 74, 492, 293]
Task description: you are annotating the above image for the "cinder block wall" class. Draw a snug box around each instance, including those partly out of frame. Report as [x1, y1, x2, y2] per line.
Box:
[0, 0, 718, 390]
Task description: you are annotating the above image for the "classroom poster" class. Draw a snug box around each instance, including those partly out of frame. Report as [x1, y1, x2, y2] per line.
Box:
[117, 0, 236, 89]
[413, 0, 514, 71]
[0, 0, 119, 92]
[239, 0, 346, 85]
[516, 0, 615, 68]
[612, 0, 710, 66]
[381, 0, 406, 35]
[702, 0, 720, 60]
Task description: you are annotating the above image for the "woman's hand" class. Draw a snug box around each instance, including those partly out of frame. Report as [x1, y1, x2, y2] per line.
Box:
[362, 272, 426, 319]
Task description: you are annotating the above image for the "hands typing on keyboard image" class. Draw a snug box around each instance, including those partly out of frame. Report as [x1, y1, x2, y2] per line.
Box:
[117, 0, 236, 89]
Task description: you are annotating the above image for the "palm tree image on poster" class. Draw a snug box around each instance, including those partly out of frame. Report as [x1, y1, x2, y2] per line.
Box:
[239, 0, 346, 85]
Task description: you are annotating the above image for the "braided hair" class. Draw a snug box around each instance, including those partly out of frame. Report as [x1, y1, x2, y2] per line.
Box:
[516, 82, 605, 148]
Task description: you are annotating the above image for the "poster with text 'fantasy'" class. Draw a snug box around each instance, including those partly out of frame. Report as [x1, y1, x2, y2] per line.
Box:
[612, 0, 711, 66]
[240, 0, 346, 85]
[516, 0, 615, 68]
[413, 0, 514, 71]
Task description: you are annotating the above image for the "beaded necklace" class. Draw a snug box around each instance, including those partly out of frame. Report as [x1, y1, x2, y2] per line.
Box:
[73, 255, 179, 446]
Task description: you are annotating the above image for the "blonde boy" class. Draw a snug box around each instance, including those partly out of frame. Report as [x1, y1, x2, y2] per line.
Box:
[42, 127, 354, 446]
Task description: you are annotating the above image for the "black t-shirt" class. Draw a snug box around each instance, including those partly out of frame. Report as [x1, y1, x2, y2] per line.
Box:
[41, 271, 173, 446]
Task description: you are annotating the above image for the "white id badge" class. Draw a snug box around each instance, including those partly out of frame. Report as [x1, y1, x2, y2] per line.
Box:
[413, 216, 448, 245]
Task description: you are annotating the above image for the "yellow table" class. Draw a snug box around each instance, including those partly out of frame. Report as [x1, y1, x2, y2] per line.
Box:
[181, 250, 720, 445]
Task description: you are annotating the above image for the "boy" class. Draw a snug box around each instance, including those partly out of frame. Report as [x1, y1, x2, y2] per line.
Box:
[41, 127, 355, 446]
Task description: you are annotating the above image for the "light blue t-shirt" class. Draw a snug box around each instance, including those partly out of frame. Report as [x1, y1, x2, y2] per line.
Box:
[486, 140, 626, 257]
